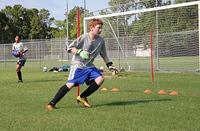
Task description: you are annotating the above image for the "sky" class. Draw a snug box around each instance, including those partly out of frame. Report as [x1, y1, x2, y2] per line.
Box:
[0, 0, 109, 20]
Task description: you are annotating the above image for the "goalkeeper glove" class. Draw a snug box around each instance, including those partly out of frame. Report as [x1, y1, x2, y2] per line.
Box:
[106, 62, 118, 72]
[77, 49, 89, 60]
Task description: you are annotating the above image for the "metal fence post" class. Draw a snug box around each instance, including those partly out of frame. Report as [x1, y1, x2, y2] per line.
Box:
[4, 44, 6, 69]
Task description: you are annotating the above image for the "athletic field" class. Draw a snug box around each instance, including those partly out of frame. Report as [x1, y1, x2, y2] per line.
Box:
[0, 65, 200, 131]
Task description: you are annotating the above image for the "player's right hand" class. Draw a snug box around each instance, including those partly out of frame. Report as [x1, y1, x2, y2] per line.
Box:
[77, 49, 89, 60]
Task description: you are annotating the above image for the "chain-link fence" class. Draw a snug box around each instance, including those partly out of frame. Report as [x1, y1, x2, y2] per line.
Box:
[0, 38, 72, 71]
[0, 34, 199, 73]
[0, 38, 127, 71]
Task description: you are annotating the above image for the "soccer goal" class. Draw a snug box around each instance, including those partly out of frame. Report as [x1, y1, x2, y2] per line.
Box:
[84, 1, 200, 72]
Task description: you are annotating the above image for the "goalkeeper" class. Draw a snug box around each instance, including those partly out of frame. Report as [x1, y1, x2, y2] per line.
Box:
[47, 18, 117, 110]
[12, 35, 28, 83]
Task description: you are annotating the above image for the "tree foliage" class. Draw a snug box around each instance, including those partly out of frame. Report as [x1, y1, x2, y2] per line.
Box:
[0, 4, 92, 43]
[106, 0, 198, 37]
[68, 6, 85, 39]
[0, 5, 55, 43]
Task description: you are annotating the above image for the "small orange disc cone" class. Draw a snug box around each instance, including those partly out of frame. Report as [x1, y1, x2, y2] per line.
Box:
[169, 91, 178, 96]
[158, 90, 167, 95]
[111, 87, 119, 92]
[144, 89, 152, 94]
[100, 87, 108, 92]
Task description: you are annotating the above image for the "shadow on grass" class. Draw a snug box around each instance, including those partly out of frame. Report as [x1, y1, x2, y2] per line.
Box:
[50, 99, 172, 110]
[26, 79, 64, 83]
[94, 98, 172, 107]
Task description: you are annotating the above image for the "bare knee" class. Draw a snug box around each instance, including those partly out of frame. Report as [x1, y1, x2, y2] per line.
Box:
[16, 65, 21, 72]
[66, 83, 75, 90]
[16, 68, 20, 72]
[95, 76, 104, 86]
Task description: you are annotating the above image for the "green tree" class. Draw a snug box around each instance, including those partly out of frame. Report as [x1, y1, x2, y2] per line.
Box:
[0, 11, 9, 43]
[39, 9, 55, 38]
[2, 5, 23, 40]
[51, 6, 86, 39]
[2, 5, 55, 41]
[4, 5, 30, 38]
[107, 0, 144, 37]
[29, 14, 44, 39]
[53, 20, 66, 38]
[67, 6, 85, 39]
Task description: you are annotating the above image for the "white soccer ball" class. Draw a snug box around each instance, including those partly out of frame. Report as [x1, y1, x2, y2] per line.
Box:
[43, 66, 48, 72]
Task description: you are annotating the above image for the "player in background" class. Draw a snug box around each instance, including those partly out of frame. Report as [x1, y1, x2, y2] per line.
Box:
[46, 18, 117, 110]
[12, 35, 28, 83]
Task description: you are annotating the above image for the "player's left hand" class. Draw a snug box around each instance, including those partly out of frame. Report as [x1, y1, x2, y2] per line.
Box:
[108, 66, 119, 73]
[106, 62, 119, 73]
[23, 47, 28, 53]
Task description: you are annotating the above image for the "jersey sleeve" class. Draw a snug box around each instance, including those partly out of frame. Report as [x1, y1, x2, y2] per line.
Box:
[67, 35, 84, 53]
[100, 40, 109, 63]
[20, 43, 24, 51]
[12, 44, 15, 51]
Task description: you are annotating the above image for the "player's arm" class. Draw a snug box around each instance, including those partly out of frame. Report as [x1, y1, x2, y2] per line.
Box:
[67, 36, 82, 54]
[12, 44, 16, 52]
[70, 47, 78, 55]
[19, 44, 28, 56]
[100, 41, 118, 72]
[100, 40, 109, 63]
[67, 36, 89, 60]
[21, 43, 28, 52]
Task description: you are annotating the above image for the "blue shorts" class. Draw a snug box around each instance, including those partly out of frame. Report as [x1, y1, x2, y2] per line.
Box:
[68, 66, 102, 85]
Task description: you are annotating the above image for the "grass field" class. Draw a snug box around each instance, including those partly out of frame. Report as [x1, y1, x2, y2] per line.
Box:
[0, 67, 200, 131]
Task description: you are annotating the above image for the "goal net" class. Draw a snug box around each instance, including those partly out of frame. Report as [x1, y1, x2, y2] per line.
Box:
[84, 1, 200, 72]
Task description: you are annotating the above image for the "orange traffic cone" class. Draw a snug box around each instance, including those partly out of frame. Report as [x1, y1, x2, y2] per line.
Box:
[100, 87, 108, 92]
[144, 89, 152, 94]
[158, 90, 167, 95]
[111, 87, 119, 92]
[169, 91, 178, 96]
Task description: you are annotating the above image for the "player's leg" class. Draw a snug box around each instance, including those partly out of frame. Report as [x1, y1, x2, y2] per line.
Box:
[47, 83, 74, 110]
[16, 63, 22, 83]
[80, 76, 103, 98]
[77, 77, 103, 108]
[77, 67, 104, 107]
[46, 66, 87, 110]
[16, 59, 26, 83]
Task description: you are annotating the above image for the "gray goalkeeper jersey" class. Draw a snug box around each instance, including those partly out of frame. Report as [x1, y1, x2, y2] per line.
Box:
[67, 33, 109, 68]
